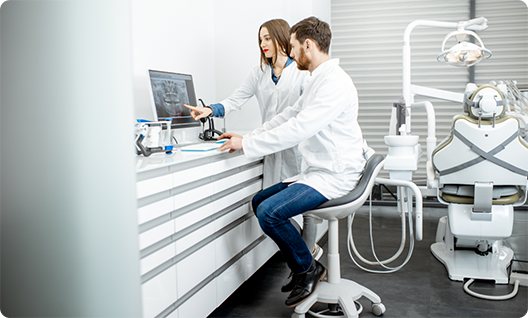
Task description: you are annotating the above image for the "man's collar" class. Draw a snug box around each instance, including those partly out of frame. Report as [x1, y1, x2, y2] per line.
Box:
[310, 58, 339, 75]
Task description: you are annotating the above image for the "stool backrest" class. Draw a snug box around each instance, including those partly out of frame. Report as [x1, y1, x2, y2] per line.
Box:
[307, 154, 385, 220]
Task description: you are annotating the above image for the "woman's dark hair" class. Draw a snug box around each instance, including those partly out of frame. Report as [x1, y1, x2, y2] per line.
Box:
[290, 16, 331, 54]
[258, 19, 291, 71]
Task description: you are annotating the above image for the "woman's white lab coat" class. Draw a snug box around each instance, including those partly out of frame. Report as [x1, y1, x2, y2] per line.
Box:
[219, 61, 308, 188]
[242, 59, 366, 200]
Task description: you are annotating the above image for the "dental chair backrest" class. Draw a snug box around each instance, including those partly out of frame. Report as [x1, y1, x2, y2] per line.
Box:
[432, 83, 528, 205]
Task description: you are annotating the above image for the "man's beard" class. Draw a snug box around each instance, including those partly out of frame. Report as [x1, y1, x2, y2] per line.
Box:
[295, 47, 309, 71]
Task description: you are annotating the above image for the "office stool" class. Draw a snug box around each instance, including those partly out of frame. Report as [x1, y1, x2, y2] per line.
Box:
[292, 154, 386, 318]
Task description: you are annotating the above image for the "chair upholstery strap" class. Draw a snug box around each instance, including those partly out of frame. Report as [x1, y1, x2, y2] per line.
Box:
[439, 129, 527, 176]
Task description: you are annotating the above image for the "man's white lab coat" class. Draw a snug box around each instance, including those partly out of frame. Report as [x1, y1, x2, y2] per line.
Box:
[242, 59, 365, 200]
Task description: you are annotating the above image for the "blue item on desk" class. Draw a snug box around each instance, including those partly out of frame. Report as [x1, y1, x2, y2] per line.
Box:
[180, 140, 227, 152]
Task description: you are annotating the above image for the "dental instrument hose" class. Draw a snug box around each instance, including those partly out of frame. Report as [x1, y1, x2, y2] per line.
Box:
[463, 278, 520, 300]
[347, 187, 416, 273]
[347, 197, 407, 266]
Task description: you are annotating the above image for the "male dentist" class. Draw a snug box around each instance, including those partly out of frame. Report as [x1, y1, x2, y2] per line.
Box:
[217, 16, 366, 307]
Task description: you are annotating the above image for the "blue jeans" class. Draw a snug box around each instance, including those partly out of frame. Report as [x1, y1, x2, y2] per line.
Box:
[252, 182, 328, 274]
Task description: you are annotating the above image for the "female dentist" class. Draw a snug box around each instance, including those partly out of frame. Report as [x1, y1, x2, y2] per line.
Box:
[184, 19, 322, 291]
[185, 18, 305, 189]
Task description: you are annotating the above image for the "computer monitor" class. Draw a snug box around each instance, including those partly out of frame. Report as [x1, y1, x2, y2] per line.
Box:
[147, 70, 201, 129]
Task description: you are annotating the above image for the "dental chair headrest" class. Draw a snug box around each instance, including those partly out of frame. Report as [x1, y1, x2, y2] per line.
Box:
[463, 83, 508, 119]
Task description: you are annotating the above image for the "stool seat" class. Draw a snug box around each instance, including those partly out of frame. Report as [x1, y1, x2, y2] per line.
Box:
[306, 154, 385, 221]
[293, 154, 386, 318]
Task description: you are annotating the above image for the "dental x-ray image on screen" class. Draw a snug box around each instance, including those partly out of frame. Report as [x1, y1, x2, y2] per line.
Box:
[152, 79, 188, 117]
[148, 70, 200, 128]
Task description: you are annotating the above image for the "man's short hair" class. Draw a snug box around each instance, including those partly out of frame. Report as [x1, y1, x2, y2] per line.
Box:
[290, 16, 331, 54]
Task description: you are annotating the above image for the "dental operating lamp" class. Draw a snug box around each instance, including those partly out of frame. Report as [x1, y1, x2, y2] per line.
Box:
[401, 17, 491, 136]
[437, 30, 492, 67]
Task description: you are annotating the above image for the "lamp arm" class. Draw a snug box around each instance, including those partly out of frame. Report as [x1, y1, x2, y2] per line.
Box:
[461, 17, 488, 31]
[440, 30, 486, 51]
[403, 18, 488, 46]
[410, 84, 464, 103]
[403, 20, 458, 45]
[402, 20, 458, 134]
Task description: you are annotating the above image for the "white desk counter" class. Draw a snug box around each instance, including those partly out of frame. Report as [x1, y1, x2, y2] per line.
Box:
[136, 147, 278, 318]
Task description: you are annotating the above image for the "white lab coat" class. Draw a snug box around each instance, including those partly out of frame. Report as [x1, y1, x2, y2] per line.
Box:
[242, 59, 366, 200]
[220, 61, 308, 188]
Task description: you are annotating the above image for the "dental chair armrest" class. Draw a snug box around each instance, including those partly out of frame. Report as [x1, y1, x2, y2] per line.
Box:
[426, 160, 438, 189]
[513, 185, 528, 206]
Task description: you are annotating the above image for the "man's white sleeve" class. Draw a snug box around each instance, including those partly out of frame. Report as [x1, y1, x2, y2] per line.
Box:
[242, 80, 352, 159]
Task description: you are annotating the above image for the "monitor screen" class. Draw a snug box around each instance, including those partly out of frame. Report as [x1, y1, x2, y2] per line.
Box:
[147, 70, 200, 129]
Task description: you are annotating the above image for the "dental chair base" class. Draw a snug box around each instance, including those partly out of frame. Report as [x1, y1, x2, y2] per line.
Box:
[431, 204, 514, 284]
[431, 240, 513, 284]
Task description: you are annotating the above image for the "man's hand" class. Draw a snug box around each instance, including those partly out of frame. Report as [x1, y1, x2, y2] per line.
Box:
[218, 132, 242, 140]
[217, 135, 243, 153]
[184, 104, 212, 121]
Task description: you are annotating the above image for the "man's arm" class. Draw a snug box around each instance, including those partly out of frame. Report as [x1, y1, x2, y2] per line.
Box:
[216, 97, 304, 154]
[247, 95, 304, 137]
[243, 79, 355, 159]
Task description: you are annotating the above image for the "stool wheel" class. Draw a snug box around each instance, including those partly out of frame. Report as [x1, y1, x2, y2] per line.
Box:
[291, 312, 305, 318]
[372, 303, 386, 316]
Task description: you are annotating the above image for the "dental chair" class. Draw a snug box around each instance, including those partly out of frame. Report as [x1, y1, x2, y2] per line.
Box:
[430, 83, 528, 287]
[292, 154, 386, 318]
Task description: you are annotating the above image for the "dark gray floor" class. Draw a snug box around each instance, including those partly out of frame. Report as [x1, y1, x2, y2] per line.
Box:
[209, 204, 528, 318]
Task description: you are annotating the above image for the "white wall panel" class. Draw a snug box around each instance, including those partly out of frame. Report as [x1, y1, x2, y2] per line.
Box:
[474, 0, 528, 89]
[178, 280, 217, 318]
[141, 267, 178, 318]
[215, 223, 247, 272]
[216, 257, 246, 307]
[176, 241, 217, 297]
[140, 244, 177, 276]
[138, 197, 173, 224]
